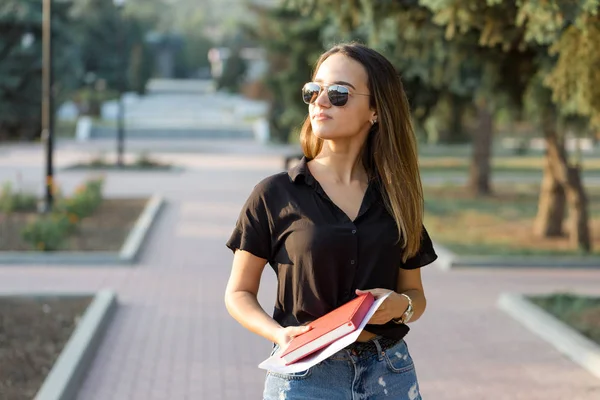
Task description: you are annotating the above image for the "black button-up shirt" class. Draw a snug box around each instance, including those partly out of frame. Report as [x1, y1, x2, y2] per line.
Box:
[226, 157, 437, 340]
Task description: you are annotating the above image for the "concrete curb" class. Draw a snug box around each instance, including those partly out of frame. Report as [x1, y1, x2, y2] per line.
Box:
[433, 241, 600, 270]
[119, 194, 164, 262]
[22, 290, 118, 400]
[0, 195, 164, 265]
[497, 292, 600, 380]
[59, 165, 184, 173]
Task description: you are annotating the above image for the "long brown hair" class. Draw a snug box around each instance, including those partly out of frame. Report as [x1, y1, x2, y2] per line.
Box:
[300, 43, 423, 261]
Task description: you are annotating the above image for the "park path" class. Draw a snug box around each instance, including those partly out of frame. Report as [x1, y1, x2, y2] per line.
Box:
[0, 148, 599, 399]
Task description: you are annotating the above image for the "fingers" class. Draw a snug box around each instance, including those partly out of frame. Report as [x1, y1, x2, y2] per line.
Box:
[277, 325, 312, 348]
[356, 288, 391, 299]
[366, 309, 395, 325]
[288, 325, 312, 337]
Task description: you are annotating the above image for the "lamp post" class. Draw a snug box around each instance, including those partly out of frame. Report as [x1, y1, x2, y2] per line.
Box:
[114, 0, 126, 167]
[42, 0, 54, 212]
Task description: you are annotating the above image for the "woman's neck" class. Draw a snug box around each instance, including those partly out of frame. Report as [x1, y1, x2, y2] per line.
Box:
[312, 143, 368, 185]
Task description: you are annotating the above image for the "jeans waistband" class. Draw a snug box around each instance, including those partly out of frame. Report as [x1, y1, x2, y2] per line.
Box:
[344, 336, 399, 358]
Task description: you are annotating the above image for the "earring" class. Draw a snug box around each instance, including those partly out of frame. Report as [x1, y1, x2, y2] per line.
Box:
[371, 119, 377, 125]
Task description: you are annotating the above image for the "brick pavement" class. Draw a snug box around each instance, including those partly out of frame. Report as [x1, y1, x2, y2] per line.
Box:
[0, 150, 600, 399]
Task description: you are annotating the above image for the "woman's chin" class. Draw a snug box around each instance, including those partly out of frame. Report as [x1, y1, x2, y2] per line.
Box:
[312, 129, 357, 141]
[311, 127, 340, 140]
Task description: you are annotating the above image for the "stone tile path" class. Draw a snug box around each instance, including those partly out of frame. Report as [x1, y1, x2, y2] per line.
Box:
[1, 149, 599, 399]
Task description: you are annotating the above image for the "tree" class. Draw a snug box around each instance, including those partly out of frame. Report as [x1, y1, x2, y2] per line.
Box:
[288, 0, 516, 195]
[0, 0, 81, 140]
[126, 0, 214, 79]
[70, 0, 153, 95]
[216, 47, 248, 92]
[287, 0, 597, 251]
[246, 4, 326, 143]
[419, 0, 598, 251]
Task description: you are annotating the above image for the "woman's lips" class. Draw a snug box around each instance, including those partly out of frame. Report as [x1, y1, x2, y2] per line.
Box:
[313, 113, 331, 121]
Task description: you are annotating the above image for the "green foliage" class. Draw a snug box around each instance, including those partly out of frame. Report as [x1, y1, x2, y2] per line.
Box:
[0, 182, 38, 213]
[417, 0, 600, 133]
[544, 17, 600, 129]
[530, 293, 600, 345]
[288, 0, 504, 143]
[134, 152, 164, 168]
[0, 0, 154, 140]
[63, 179, 104, 220]
[72, 87, 120, 118]
[216, 48, 248, 92]
[21, 177, 105, 251]
[21, 215, 71, 252]
[70, 0, 153, 95]
[246, 5, 326, 143]
[126, 0, 214, 79]
[0, 0, 81, 140]
[289, 0, 600, 138]
[171, 3, 214, 78]
[70, 0, 124, 90]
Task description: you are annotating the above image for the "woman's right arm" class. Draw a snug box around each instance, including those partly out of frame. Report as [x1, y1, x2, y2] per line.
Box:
[224, 249, 310, 346]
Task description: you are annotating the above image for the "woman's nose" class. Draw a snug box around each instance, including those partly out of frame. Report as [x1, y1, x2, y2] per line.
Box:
[314, 87, 330, 107]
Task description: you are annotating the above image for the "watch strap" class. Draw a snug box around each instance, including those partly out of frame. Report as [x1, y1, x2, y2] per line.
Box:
[392, 293, 413, 325]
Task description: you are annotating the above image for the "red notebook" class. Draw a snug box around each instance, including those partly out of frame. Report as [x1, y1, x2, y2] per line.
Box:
[278, 293, 375, 365]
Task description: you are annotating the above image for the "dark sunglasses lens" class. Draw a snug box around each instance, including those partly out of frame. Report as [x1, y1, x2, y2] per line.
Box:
[328, 86, 349, 106]
[302, 83, 320, 104]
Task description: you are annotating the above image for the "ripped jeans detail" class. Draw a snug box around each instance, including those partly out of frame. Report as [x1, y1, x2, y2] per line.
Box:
[263, 338, 422, 400]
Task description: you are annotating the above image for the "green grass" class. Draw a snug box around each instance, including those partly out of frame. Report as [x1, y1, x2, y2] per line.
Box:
[419, 156, 600, 175]
[417, 142, 600, 158]
[56, 120, 77, 138]
[424, 185, 600, 257]
[421, 166, 600, 175]
[529, 293, 600, 345]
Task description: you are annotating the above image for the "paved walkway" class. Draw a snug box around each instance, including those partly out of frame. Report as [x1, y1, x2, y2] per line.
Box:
[1, 146, 600, 399]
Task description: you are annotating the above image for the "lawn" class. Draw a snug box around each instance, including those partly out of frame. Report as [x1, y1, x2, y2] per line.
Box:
[529, 293, 600, 346]
[419, 156, 600, 175]
[424, 184, 600, 257]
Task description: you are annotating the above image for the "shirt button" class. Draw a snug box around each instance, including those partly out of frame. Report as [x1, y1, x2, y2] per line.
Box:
[350, 260, 355, 265]
[351, 229, 356, 234]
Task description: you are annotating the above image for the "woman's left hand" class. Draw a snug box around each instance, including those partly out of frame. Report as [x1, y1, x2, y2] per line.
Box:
[355, 288, 409, 325]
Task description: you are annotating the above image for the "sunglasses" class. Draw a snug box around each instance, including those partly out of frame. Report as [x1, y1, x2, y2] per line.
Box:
[301, 82, 370, 107]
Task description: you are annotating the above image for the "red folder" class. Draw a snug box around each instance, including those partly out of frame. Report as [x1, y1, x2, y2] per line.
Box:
[278, 292, 375, 365]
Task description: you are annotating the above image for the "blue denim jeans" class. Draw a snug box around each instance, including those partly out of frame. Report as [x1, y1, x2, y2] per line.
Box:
[263, 337, 422, 400]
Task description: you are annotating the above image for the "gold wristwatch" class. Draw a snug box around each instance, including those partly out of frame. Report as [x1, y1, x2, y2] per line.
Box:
[392, 293, 414, 325]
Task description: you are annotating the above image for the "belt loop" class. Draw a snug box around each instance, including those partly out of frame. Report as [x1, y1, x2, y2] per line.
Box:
[373, 338, 384, 361]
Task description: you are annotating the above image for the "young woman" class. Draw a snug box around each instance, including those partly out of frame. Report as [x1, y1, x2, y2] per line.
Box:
[225, 43, 437, 400]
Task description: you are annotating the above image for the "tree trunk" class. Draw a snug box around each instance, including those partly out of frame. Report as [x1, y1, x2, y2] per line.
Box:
[448, 94, 465, 143]
[438, 94, 469, 144]
[565, 164, 590, 251]
[468, 100, 493, 196]
[537, 110, 591, 251]
[534, 160, 565, 237]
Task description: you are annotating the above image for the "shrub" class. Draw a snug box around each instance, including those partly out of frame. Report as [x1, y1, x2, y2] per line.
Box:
[21, 215, 71, 251]
[134, 152, 165, 168]
[20, 177, 105, 251]
[530, 293, 600, 345]
[59, 177, 104, 220]
[0, 182, 38, 213]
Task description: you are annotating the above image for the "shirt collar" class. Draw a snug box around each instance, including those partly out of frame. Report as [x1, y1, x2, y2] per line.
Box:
[288, 156, 381, 216]
[288, 156, 314, 185]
